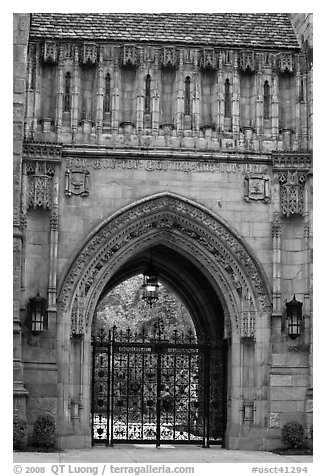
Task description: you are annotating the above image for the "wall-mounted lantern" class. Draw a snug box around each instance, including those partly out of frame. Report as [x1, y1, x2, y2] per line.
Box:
[286, 295, 303, 339]
[29, 292, 47, 333]
[142, 254, 159, 308]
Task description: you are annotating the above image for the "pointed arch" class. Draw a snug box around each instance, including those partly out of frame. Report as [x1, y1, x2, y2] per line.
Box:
[58, 192, 272, 339]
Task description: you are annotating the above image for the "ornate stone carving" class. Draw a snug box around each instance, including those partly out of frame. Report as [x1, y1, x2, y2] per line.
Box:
[41, 41, 58, 63]
[65, 169, 90, 197]
[272, 152, 311, 170]
[80, 42, 98, 64]
[272, 152, 311, 217]
[239, 50, 256, 72]
[57, 195, 271, 338]
[26, 161, 54, 210]
[71, 286, 86, 336]
[23, 141, 62, 162]
[50, 209, 59, 230]
[278, 170, 307, 217]
[278, 52, 294, 73]
[160, 47, 177, 69]
[120, 45, 138, 67]
[240, 295, 256, 338]
[272, 212, 282, 238]
[200, 48, 217, 70]
[244, 175, 270, 203]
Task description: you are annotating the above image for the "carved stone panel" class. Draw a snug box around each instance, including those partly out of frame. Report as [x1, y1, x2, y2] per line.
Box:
[160, 47, 177, 69]
[65, 169, 90, 197]
[200, 48, 217, 70]
[278, 171, 306, 217]
[26, 161, 54, 210]
[80, 42, 98, 64]
[41, 41, 58, 64]
[120, 45, 138, 67]
[239, 50, 256, 72]
[244, 175, 270, 203]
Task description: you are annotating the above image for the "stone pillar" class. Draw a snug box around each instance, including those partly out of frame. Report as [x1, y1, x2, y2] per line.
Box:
[271, 65, 279, 140]
[48, 171, 60, 312]
[272, 211, 282, 316]
[255, 60, 264, 136]
[176, 50, 184, 132]
[32, 43, 41, 136]
[55, 45, 64, 136]
[71, 45, 80, 139]
[152, 49, 160, 134]
[300, 69, 308, 150]
[136, 47, 144, 133]
[232, 52, 240, 135]
[112, 51, 120, 132]
[24, 45, 34, 139]
[294, 63, 302, 147]
[192, 49, 200, 133]
[95, 46, 104, 137]
[216, 54, 224, 132]
[13, 13, 30, 417]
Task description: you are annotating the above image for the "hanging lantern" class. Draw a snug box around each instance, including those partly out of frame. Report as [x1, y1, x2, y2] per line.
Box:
[29, 292, 47, 333]
[142, 261, 159, 308]
[286, 295, 303, 339]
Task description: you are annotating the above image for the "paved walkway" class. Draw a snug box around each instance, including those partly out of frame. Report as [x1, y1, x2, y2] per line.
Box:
[14, 444, 313, 464]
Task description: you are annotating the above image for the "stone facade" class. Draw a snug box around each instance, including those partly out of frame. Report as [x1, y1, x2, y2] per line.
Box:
[13, 13, 313, 450]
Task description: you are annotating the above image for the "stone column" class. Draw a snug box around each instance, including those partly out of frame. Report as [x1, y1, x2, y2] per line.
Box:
[300, 69, 308, 150]
[95, 46, 104, 137]
[216, 54, 224, 132]
[232, 52, 240, 135]
[24, 45, 35, 139]
[55, 45, 64, 137]
[112, 51, 120, 132]
[294, 62, 302, 147]
[255, 60, 264, 136]
[176, 50, 184, 132]
[31, 43, 41, 136]
[13, 13, 30, 417]
[272, 211, 282, 316]
[71, 45, 80, 139]
[48, 170, 59, 313]
[192, 49, 200, 133]
[136, 47, 145, 133]
[152, 49, 160, 134]
[271, 64, 279, 140]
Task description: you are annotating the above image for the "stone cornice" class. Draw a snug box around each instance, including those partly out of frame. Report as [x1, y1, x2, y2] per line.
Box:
[23, 140, 63, 163]
[272, 151, 312, 171]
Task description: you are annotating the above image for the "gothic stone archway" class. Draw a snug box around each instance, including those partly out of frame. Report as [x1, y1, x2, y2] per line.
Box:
[56, 192, 272, 449]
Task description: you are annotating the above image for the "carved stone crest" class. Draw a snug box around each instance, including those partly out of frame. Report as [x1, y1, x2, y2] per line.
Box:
[65, 169, 90, 197]
[244, 175, 270, 203]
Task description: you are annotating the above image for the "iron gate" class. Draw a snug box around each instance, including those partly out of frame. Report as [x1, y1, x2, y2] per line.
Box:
[92, 327, 226, 447]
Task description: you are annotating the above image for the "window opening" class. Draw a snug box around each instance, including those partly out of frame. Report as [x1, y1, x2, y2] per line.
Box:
[145, 74, 151, 114]
[63, 72, 71, 112]
[225, 79, 231, 118]
[104, 73, 111, 113]
[263, 80, 270, 119]
[184, 76, 191, 115]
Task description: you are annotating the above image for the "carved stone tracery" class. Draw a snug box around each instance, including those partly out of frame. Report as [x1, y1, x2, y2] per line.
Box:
[160, 47, 177, 69]
[278, 170, 307, 217]
[58, 194, 271, 338]
[120, 45, 138, 67]
[80, 42, 98, 65]
[26, 161, 55, 210]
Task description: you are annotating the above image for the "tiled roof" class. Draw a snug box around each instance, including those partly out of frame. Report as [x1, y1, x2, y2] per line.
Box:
[30, 13, 299, 50]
